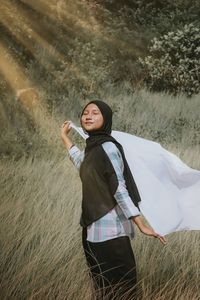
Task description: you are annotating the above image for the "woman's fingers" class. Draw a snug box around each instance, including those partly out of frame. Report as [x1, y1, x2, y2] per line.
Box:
[147, 228, 167, 245]
[61, 120, 71, 135]
[61, 120, 70, 127]
[155, 233, 167, 245]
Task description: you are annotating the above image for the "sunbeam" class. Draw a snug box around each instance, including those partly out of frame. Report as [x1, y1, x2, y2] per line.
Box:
[0, 42, 30, 93]
[0, 0, 91, 87]
[20, 0, 144, 56]
[0, 41, 60, 144]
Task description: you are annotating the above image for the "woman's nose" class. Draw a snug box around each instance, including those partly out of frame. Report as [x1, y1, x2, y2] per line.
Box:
[86, 115, 92, 119]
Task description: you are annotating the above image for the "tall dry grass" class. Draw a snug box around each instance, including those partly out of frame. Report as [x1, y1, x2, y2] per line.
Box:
[0, 88, 200, 299]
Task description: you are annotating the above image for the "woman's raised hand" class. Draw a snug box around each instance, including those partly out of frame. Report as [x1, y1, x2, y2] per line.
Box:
[60, 120, 74, 150]
[61, 120, 72, 137]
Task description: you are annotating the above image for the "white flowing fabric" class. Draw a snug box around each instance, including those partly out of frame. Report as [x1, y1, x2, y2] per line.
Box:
[70, 122, 200, 236]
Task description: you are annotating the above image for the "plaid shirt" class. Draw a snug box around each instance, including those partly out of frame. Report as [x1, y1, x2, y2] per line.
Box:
[68, 141, 140, 242]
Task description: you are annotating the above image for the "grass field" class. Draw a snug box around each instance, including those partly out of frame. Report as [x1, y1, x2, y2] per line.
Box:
[0, 88, 200, 299]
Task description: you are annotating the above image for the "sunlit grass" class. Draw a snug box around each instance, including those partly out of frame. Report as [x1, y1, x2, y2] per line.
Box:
[0, 142, 199, 299]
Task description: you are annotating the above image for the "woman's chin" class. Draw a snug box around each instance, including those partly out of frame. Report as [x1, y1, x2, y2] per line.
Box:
[84, 125, 95, 131]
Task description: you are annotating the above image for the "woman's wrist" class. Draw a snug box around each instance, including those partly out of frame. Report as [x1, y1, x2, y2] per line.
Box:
[61, 134, 74, 150]
[131, 215, 145, 231]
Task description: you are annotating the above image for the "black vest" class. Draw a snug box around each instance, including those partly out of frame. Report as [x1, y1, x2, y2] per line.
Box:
[79, 144, 118, 227]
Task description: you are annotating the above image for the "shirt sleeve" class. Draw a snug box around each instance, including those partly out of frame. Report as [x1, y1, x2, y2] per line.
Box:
[102, 141, 141, 219]
[68, 145, 85, 171]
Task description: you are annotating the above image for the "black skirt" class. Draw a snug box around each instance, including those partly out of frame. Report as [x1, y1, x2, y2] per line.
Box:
[82, 227, 138, 300]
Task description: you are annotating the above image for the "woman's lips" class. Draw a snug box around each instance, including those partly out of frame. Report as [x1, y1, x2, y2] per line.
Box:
[85, 122, 93, 124]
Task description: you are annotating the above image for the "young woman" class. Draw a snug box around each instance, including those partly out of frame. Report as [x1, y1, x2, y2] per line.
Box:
[61, 100, 166, 300]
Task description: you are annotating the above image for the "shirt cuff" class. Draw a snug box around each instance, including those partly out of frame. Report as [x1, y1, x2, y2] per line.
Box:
[124, 206, 141, 219]
[128, 213, 140, 220]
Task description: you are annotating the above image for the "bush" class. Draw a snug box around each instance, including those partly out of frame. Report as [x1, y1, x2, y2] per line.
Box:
[139, 23, 200, 96]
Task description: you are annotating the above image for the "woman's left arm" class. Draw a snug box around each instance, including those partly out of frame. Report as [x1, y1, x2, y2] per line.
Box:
[102, 142, 167, 245]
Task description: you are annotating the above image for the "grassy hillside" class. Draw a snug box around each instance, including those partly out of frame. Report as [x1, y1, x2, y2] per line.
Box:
[0, 0, 200, 157]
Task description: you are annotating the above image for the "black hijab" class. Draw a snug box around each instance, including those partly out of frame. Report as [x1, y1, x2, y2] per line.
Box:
[80, 100, 141, 209]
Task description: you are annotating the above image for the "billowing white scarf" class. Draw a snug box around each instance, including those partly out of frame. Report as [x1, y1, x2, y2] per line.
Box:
[70, 122, 200, 236]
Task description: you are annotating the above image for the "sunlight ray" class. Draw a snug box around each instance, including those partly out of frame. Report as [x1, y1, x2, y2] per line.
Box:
[1, 1, 62, 61]
[21, 0, 143, 56]
[0, 0, 91, 87]
[0, 43, 30, 92]
[0, 42, 60, 143]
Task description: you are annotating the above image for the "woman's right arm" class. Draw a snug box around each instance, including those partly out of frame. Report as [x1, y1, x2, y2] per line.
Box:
[61, 120, 84, 170]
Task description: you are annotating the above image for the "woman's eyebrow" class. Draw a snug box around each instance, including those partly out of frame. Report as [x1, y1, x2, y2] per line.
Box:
[83, 109, 100, 112]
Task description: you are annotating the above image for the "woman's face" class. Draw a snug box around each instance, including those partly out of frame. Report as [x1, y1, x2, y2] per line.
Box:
[81, 103, 104, 132]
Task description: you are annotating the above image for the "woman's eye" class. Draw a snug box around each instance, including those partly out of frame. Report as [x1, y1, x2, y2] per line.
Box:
[82, 111, 99, 115]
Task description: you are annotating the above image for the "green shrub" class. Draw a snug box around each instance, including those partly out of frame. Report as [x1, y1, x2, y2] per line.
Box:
[139, 23, 200, 96]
